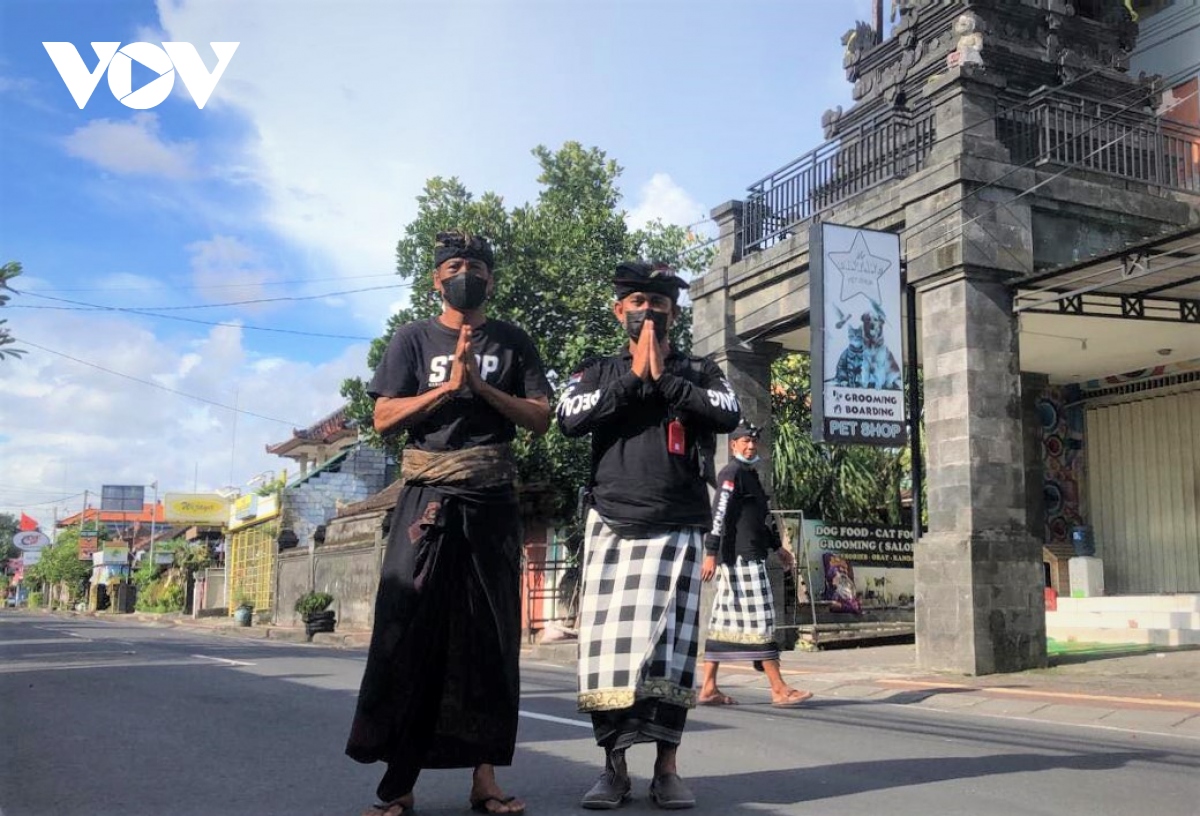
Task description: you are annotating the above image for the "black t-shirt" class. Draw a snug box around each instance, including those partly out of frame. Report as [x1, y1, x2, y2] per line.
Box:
[704, 460, 781, 563]
[368, 317, 551, 452]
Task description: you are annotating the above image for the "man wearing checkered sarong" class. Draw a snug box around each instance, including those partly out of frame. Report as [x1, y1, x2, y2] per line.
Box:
[558, 261, 741, 810]
[698, 423, 812, 709]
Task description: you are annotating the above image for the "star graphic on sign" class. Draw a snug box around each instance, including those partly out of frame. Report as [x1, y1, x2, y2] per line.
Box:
[827, 232, 891, 305]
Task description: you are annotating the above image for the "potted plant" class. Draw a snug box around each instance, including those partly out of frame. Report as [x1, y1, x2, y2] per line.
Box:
[233, 595, 254, 627]
[295, 591, 335, 641]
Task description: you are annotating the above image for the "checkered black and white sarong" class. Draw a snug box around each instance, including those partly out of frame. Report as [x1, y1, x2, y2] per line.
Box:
[577, 509, 702, 715]
[704, 556, 779, 664]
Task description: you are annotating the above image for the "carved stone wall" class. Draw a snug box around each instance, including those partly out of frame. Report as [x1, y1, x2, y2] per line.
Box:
[824, 0, 1153, 142]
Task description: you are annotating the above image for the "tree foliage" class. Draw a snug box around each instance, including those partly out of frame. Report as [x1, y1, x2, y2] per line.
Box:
[1, 262, 25, 361]
[771, 353, 924, 525]
[23, 529, 92, 603]
[341, 142, 713, 521]
[0, 512, 18, 563]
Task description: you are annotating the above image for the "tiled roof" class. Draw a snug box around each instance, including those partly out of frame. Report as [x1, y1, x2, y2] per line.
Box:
[266, 405, 357, 455]
[57, 504, 165, 527]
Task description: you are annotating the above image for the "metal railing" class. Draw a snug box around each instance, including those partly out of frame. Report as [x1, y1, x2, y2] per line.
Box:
[523, 540, 578, 643]
[742, 110, 937, 253]
[998, 95, 1200, 192]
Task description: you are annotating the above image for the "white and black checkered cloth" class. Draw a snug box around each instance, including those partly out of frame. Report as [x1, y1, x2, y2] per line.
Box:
[704, 556, 780, 663]
[576, 509, 702, 713]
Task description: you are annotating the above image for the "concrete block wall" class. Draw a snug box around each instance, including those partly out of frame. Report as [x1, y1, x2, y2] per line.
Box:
[313, 545, 381, 631]
[276, 551, 310, 625]
[282, 445, 388, 551]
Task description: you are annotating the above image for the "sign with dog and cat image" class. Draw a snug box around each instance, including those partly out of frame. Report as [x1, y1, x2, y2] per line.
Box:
[810, 222, 907, 446]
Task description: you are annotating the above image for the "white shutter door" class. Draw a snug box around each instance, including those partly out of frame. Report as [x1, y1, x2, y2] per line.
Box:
[1085, 391, 1200, 593]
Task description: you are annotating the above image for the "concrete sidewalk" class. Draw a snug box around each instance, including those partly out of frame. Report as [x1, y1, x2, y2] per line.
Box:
[59, 609, 376, 649]
[45, 610, 1200, 741]
[531, 639, 1200, 741]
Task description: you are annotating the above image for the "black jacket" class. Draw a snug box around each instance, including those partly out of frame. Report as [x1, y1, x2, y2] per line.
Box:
[557, 347, 742, 530]
[704, 460, 781, 564]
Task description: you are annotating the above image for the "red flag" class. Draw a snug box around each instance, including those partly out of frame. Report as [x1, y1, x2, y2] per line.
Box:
[18, 512, 39, 531]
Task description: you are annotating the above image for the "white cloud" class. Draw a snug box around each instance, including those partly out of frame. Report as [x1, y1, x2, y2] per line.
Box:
[0, 76, 35, 94]
[0, 309, 369, 520]
[625, 172, 713, 237]
[155, 1, 428, 330]
[186, 235, 278, 304]
[62, 112, 198, 179]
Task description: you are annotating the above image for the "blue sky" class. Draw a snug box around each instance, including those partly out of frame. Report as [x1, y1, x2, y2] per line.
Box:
[0, 0, 871, 521]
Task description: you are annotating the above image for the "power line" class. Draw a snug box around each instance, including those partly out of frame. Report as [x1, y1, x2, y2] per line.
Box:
[10, 292, 376, 340]
[14, 282, 410, 312]
[12, 338, 303, 426]
[1, 491, 87, 510]
[908, 84, 1200, 270]
[687, 71, 1200, 356]
[901, 58, 1200, 250]
[0, 485, 83, 496]
[30, 272, 402, 294]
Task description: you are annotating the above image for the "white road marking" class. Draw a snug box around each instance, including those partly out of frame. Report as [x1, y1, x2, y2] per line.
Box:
[518, 710, 591, 729]
[0, 638, 91, 647]
[0, 659, 195, 674]
[191, 654, 256, 667]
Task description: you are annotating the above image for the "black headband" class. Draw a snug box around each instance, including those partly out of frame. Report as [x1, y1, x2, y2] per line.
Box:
[730, 422, 762, 441]
[612, 261, 689, 301]
[434, 231, 495, 270]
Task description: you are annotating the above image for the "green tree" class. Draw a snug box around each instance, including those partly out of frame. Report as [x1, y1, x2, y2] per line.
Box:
[23, 530, 92, 605]
[1, 262, 25, 361]
[341, 142, 711, 522]
[0, 512, 18, 563]
[771, 353, 922, 525]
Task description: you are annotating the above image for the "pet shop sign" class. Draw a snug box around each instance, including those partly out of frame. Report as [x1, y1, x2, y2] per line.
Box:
[807, 522, 914, 568]
[810, 223, 907, 446]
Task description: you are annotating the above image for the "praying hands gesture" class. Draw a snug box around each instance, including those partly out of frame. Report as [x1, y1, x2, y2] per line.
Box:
[631, 319, 665, 381]
[448, 324, 481, 395]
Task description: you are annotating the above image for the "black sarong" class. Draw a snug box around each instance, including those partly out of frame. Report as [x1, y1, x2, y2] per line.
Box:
[346, 481, 522, 798]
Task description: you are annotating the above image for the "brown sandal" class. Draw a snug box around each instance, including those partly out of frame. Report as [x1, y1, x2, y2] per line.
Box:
[470, 794, 525, 814]
[771, 688, 813, 708]
[362, 796, 411, 815]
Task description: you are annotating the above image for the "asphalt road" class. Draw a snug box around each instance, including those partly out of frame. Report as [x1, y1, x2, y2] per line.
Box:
[2, 612, 1198, 816]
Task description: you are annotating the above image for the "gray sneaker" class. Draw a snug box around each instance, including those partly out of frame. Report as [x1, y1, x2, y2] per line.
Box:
[581, 770, 632, 810]
[649, 773, 695, 810]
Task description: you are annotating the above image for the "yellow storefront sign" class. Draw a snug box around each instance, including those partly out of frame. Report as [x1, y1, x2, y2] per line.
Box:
[163, 493, 230, 524]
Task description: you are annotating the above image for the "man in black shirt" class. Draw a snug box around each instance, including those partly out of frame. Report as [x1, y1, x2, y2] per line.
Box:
[346, 231, 549, 816]
[559, 261, 741, 810]
[698, 423, 812, 709]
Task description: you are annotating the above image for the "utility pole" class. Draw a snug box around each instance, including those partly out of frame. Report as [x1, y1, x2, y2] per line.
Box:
[874, 0, 884, 39]
[148, 481, 159, 571]
[78, 489, 89, 538]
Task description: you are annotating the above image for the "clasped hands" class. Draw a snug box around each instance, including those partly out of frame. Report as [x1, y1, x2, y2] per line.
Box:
[446, 324, 484, 396]
[630, 318, 666, 381]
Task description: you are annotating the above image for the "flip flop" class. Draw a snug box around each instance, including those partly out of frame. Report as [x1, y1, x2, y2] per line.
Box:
[697, 693, 738, 706]
[470, 794, 525, 814]
[361, 800, 408, 816]
[771, 689, 813, 708]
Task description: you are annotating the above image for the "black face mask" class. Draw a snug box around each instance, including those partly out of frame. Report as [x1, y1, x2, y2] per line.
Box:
[442, 272, 489, 311]
[624, 309, 669, 341]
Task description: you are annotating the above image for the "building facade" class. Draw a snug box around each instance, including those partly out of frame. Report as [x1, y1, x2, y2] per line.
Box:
[692, 0, 1200, 674]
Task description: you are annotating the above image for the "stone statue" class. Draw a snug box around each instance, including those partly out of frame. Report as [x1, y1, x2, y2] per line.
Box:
[822, 106, 845, 140]
[843, 20, 881, 82]
[948, 12, 984, 69]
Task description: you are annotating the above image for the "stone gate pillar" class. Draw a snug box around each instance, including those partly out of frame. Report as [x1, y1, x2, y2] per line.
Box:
[907, 68, 1047, 675]
[914, 276, 1047, 674]
[694, 201, 781, 481]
